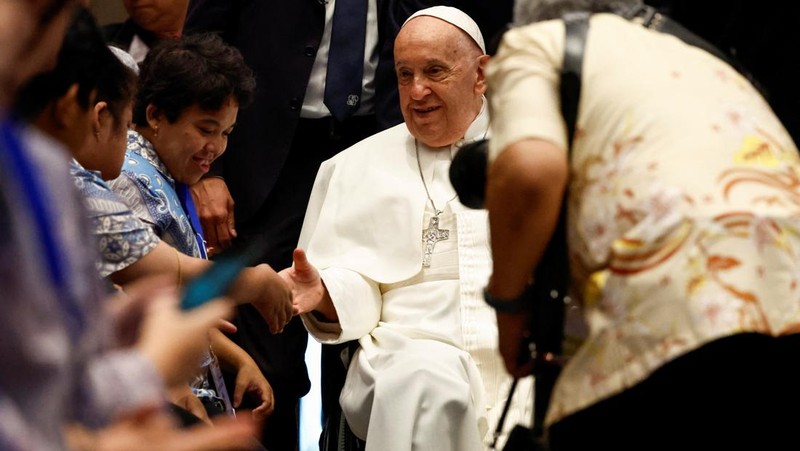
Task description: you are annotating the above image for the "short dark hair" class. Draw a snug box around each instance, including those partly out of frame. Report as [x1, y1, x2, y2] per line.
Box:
[515, 0, 641, 23]
[98, 51, 138, 132]
[133, 33, 256, 126]
[14, 6, 136, 129]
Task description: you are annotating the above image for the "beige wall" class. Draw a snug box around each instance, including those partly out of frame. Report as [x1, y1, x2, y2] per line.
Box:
[89, 1, 128, 26]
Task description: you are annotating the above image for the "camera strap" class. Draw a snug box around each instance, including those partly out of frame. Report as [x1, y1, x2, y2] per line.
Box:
[489, 12, 589, 451]
[491, 5, 752, 450]
[528, 10, 589, 447]
[494, 7, 741, 449]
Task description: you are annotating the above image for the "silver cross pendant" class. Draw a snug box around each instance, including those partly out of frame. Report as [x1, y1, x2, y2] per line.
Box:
[422, 214, 449, 267]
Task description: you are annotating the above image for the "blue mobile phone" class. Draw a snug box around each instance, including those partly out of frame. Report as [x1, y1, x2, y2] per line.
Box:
[179, 238, 269, 310]
[180, 254, 247, 310]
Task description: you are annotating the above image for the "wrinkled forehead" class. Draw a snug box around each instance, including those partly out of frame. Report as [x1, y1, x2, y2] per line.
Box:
[397, 18, 456, 54]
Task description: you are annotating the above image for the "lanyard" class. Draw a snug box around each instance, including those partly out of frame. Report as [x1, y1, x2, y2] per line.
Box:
[175, 182, 208, 260]
[0, 120, 84, 340]
[174, 183, 234, 414]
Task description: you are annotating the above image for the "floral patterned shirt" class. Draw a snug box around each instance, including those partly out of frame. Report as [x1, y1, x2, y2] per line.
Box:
[110, 130, 202, 258]
[70, 159, 159, 277]
[107, 130, 223, 410]
[488, 14, 800, 425]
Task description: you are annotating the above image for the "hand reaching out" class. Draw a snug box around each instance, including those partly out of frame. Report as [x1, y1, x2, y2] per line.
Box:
[106, 275, 236, 388]
[279, 248, 336, 320]
[135, 289, 234, 388]
[246, 264, 293, 334]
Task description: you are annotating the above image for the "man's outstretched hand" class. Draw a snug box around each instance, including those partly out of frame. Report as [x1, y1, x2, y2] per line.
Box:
[279, 248, 336, 320]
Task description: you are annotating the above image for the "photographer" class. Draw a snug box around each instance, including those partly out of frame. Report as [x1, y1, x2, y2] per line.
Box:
[484, 0, 800, 449]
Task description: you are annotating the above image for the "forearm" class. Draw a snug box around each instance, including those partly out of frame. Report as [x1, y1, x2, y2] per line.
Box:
[301, 268, 381, 343]
[208, 328, 254, 372]
[225, 265, 274, 306]
[109, 241, 210, 288]
[485, 139, 567, 299]
[313, 281, 337, 322]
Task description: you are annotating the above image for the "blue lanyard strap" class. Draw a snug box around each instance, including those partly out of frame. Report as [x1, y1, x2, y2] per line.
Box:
[0, 120, 84, 339]
[175, 182, 208, 260]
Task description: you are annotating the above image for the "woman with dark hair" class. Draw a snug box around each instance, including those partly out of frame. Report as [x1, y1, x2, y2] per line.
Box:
[15, 4, 138, 168]
[36, 20, 288, 426]
[107, 33, 291, 425]
[3, 4, 262, 449]
[112, 32, 255, 261]
[70, 44, 282, 428]
[13, 7, 288, 448]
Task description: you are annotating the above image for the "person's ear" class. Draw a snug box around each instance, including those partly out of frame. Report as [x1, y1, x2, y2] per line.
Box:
[53, 83, 82, 129]
[474, 54, 490, 96]
[145, 103, 161, 135]
[92, 101, 109, 140]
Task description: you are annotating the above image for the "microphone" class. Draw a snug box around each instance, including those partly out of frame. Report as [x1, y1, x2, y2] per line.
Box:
[449, 138, 489, 209]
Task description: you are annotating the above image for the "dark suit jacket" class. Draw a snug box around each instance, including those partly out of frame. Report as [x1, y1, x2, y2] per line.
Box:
[647, 0, 799, 145]
[102, 19, 160, 55]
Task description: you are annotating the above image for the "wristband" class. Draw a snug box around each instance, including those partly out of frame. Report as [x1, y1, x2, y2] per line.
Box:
[483, 287, 529, 314]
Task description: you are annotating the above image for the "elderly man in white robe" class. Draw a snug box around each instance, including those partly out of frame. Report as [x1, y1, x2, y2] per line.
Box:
[282, 6, 533, 450]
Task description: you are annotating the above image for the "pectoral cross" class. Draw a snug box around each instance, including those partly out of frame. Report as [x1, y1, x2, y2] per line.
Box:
[422, 214, 449, 267]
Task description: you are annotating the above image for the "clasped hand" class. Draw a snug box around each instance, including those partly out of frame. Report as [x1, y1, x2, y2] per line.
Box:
[247, 263, 294, 334]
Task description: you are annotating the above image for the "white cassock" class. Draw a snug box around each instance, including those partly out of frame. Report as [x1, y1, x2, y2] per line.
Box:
[300, 103, 533, 451]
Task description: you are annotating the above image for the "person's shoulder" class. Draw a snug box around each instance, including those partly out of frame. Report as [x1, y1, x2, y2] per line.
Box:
[109, 168, 139, 195]
[121, 134, 157, 174]
[333, 123, 409, 161]
[69, 159, 90, 178]
[70, 161, 108, 191]
[76, 176, 133, 218]
[119, 147, 143, 173]
[115, 148, 157, 195]
[504, 18, 564, 42]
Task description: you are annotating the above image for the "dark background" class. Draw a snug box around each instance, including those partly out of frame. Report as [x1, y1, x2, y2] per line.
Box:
[91, 0, 799, 145]
[646, 0, 800, 145]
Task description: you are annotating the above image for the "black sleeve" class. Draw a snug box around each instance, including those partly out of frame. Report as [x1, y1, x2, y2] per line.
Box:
[185, 0, 245, 39]
[185, 0, 249, 178]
